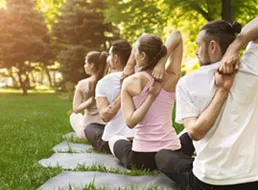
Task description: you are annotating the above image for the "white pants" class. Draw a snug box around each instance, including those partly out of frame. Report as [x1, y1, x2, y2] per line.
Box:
[70, 112, 106, 139]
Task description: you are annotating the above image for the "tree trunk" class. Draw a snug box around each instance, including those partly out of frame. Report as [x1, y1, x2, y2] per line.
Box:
[17, 69, 28, 96]
[222, 0, 232, 22]
[25, 73, 30, 89]
[189, 1, 214, 21]
[43, 64, 52, 87]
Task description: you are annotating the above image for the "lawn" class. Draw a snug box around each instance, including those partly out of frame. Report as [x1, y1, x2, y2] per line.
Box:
[0, 92, 184, 190]
[0, 93, 72, 190]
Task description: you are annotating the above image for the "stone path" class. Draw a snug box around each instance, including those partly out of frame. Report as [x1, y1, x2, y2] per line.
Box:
[39, 132, 178, 189]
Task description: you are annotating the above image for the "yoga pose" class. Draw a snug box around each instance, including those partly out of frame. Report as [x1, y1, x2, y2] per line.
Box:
[70, 51, 107, 138]
[108, 30, 184, 170]
[85, 40, 135, 153]
[155, 17, 258, 190]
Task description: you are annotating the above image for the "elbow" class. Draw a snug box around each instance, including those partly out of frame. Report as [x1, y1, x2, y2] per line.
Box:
[188, 129, 204, 141]
[125, 120, 136, 129]
[73, 107, 81, 114]
[173, 30, 182, 40]
[174, 74, 181, 82]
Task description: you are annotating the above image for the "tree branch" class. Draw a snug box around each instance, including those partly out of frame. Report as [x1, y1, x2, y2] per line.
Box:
[188, 1, 213, 21]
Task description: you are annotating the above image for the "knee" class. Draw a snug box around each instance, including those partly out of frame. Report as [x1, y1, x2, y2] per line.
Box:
[108, 135, 128, 156]
[155, 149, 172, 172]
[70, 113, 82, 122]
[84, 123, 95, 140]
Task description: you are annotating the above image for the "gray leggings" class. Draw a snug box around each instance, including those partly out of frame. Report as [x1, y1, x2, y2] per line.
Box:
[84, 123, 111, 154]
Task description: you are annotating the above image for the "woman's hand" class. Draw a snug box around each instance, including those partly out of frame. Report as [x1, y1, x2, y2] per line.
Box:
[152, 63, 165, 82]
[148, 79, 162, 98]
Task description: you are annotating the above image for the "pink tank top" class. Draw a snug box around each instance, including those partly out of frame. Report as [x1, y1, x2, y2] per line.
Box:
[132, 72, 181, 152]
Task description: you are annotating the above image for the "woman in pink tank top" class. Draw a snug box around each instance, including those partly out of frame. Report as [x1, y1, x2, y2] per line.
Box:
[108, 30, 183, 170]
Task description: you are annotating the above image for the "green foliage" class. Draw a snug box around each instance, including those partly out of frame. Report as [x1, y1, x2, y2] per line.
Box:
[35, 0, 66, 30]
[232, 0, 258, 25]
[165, 0, 221, 21]
[105, 0, 167, 43]
[172, 103, 184, 134]
[0, 0, 52, 95]
[53, 0, 119, 84]
[105, 0, 258, 60]
[164, 0, 258, 56]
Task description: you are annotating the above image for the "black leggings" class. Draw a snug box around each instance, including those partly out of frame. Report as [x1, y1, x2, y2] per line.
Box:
[155, 132, 194, 190]
[84, 123, 111, 154]
[113, 140, 157, 171]
[155, 133, 258, 190]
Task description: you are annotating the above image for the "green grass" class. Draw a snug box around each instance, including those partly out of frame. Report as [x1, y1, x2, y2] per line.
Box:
[0, 93, 72, 190]
[0, 93, 181, 189]
[72, 164, 161, 176]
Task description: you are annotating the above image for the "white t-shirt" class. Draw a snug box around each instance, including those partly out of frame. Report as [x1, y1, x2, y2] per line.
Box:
[95, 71, 135, 141]
[176, 42, 258, 185]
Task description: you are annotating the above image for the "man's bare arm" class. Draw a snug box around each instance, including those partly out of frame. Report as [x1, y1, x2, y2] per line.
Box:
[184, 72, 235, 141]
[96, 96, 121, 122]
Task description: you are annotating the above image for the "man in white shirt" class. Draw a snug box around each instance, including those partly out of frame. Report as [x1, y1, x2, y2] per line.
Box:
[85, 40, 134, 153]
[155, 17, 258, 190]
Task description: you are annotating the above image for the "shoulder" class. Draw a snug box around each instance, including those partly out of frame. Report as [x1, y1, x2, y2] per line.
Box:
[180, 64, 217, 86]
[124, 72, 149, 87]
[247, 41, 258, 49]
[122, 72, 146, 96]
[78, 78, 89, 85]
[123, 73, 141, 89]
[77, 78, 90, 90]
[96, 74, 109, 88]
[242, 41, 258, 59]
[99, 72, 122, 84]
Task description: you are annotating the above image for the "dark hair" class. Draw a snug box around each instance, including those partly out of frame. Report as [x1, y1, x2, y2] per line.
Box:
[137, 34, 167, 71]
[200, 20, 242, 55]
[111, 40, 132, 67]
[86, 51, 107, 80]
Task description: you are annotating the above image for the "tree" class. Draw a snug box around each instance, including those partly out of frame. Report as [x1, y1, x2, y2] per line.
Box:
[104, 0, 167, 43]
[35, 0, 66, 30]
[165, 0, 258, 23]
[165, 0, 221, 21]
[105, 0, 258, 59]
[53, 0, 119, 85]
[222, 0, 232, 22]
[0, 0, 51, 95]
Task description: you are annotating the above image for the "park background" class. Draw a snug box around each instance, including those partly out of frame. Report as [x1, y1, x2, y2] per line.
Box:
[0, 0, 257, 189]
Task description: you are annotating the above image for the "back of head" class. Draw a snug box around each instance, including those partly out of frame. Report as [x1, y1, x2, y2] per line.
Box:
[86, 51, 108, 80]
[137, 34, 167, 71]
[111, 40, 132, 67]
[200, 20, 242, 55]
